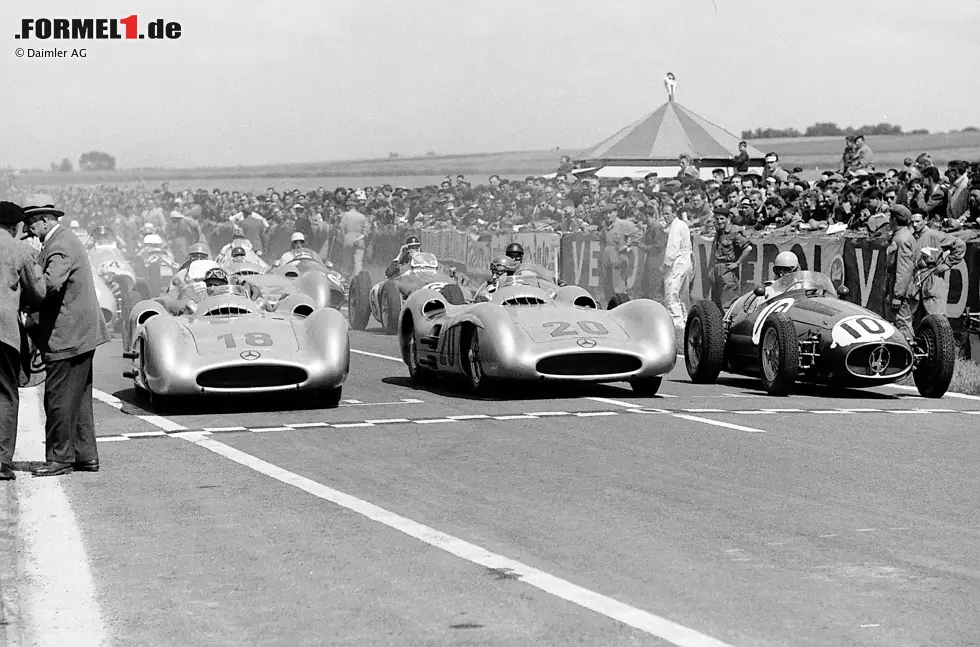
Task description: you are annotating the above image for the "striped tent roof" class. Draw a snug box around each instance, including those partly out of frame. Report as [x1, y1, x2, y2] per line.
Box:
[576, 100, 765, 163]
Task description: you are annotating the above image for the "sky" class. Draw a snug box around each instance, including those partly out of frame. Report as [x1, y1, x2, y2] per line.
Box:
[2, 0, 978, 169]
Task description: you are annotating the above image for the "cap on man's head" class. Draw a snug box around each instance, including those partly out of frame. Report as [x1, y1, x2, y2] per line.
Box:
[290, 232, 306, 243]
[0, 201, 26, 226]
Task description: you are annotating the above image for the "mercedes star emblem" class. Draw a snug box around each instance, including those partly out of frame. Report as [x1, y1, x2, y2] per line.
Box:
[240, 350, 261, 361]
[868, 345, 890, 375]
[576, 338, 597, 348]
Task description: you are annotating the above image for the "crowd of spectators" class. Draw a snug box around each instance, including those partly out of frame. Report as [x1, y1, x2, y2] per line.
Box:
[2, 136, 979, 268]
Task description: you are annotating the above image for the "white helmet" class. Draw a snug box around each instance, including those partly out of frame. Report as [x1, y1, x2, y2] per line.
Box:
[142, 234, 164, 246]
[186, 259, 219, 281]
[69, 220, 81, 228]
[773, 251, 801, 279]
[290, 232, 306, 243]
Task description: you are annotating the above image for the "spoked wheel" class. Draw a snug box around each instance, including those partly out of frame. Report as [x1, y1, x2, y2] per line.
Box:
[758, 313, 798, 396]
[912, 314, 955, 398]
[462, 327, 494, 397]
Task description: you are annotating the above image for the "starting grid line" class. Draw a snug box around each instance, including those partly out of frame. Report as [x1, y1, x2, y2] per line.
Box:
[95, 406, 980, 442]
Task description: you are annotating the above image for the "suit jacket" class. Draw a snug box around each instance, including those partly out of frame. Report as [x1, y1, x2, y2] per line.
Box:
[36, 225, 111, 362]
[0, 229, 45, 353]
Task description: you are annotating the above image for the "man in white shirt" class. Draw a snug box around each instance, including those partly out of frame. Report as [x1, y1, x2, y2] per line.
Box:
[661, 202, 694, 328]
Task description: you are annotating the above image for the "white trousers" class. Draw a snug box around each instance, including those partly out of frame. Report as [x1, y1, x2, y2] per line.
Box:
[664, 262, 693, 328]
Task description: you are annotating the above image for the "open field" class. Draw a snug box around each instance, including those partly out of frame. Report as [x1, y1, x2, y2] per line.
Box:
[7, 132, 980, 192]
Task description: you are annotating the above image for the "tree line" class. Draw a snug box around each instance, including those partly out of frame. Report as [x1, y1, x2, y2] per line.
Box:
[741, 122, 910, 139]
[49, 150, 117, 172]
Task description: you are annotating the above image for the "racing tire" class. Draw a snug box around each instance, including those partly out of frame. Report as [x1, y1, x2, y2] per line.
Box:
[403, 319, 430, 384]
[912, 314, 956, 398]
[607, 292, 630, 310]
[758, 312, 799, 396]
[630, 376, 663, 397]
[347, 271, 373, 330]
[316, 386, 343, 408]
[462, 326, 495, 397]
[440, 284, 466, 306]
[685, 301, 725, 384]
[380, 282, 402, 335]
[147, 390, 178, 415]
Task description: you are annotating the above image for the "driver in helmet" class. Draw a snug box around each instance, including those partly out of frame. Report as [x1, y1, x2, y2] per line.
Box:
[230, 246, 248, 263]
[203, 267, 231, 295]
[272, 232, 324, 268]
[91, 225, 126, 250]
[155, 259, 217, 314]
[504, 240, 566, 286]
[386, 235, 423, 277]
[171, 242, 212, 288]
[216, 225, 268, 268]
[474, 255, 519, 301]
[762, 250, 802, 300]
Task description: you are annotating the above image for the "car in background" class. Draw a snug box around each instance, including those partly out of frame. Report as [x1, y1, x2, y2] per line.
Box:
[396, 273, 676, 396]
[684, 270, 956, 397]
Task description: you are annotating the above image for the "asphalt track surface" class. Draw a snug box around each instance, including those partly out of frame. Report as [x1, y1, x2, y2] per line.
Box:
[6, 315, 980, 647]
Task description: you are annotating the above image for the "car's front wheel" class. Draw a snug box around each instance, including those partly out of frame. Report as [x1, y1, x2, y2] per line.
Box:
[630, 376, 662, 397]
[759, 313, 799, 396]
[462, 326, 494, 397]
[316, 386, 343, 408]
[685, 301, 725, 384]
[912, 314, 955, 398]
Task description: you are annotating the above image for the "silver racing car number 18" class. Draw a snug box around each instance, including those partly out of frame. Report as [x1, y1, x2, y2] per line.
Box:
[217, 332, 274, 348]
[543, 321, 609, 337]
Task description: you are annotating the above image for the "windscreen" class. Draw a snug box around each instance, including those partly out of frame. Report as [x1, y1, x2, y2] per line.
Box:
[771, 270, 836, 295]
[410, 253, 439, 269]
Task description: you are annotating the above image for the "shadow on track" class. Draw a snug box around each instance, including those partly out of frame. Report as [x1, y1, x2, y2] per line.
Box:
[686, 375, 906, 400]
[110, 387, 342, 417]
[380, 375, 671, 402]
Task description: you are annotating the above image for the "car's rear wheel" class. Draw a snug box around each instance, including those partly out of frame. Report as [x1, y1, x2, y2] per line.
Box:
[912, 314, 955, 398]
[462, 326, 494, 397]
[630, 376, 663, 397]
[685, 301, 725, 384]
[607, 292, 630, 310]
[380, 282, 401, 335]
[759, 313, 798, 396]
[347, 271, 373, 330]
[440, 284, 466, 305]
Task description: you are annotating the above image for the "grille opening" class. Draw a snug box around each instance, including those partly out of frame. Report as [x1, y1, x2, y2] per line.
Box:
[285, 270, 300, 278]
[502, 296, 548, 306]
[536, 353, 641, 376]
[292, 304, 314, 318]
[203, 306, 252, 317]
[573, 296, 597, 309]
[197, 365, 308, 389]
[845, 344, 913, 377]
[234, 269, 260, 276]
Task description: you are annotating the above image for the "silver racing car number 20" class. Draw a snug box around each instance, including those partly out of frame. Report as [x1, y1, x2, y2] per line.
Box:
[543, 321, 609, 337]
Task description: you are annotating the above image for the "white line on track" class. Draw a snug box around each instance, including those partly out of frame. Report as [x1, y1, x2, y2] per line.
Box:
[884, 384, 980, 401]
[175, 431, 734, 647]
[589, 396, 764, 433]
[351, 348, 402, 362]
[672, 414, 766, 433]
[14, 387, 108, 647]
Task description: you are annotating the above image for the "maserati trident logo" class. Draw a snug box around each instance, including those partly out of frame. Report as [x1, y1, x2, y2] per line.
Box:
[868, 345, 890, 375]
[240, 350, 261, 361]
[576, 338, 597, 348]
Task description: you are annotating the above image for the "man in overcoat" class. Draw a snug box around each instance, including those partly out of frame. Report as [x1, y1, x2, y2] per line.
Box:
[23, 196, 110, 477]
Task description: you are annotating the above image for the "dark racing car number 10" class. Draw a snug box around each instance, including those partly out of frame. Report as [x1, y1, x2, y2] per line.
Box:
[217, 332, 273, 348]
[543, 321, 609, 337]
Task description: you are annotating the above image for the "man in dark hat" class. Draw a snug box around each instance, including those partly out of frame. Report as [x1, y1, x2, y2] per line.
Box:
[0, 202, 46, 480]
[22, 196, 110, 477]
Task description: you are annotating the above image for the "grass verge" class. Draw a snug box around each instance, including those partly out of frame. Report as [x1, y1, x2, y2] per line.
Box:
[950, 358, 980, 395]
